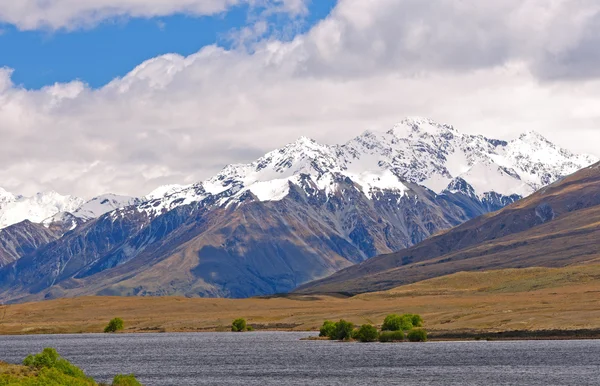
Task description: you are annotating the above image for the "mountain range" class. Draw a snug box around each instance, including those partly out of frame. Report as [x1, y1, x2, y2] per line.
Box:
[297, 161, 600, 295]
[0, 118, 596, 302]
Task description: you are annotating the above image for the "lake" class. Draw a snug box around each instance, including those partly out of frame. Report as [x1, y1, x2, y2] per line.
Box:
[1, 332, 600, 385]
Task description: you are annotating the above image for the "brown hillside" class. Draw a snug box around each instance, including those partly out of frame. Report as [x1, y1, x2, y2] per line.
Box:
[2, 263, 600, 335]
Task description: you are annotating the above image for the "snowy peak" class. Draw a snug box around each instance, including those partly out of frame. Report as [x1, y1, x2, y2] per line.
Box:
[0, 190, 85, 229]
[136, 118, 597, 218]
[344, 118, 597, 197]
[388, 116, 458, 139]
[0, 187, 19, 206]
[145, 184, 189, 200]
[0, 188, 141, 230]
[72, 194, 141, 220]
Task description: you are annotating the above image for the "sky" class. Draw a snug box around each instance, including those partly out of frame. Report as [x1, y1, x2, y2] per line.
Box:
[0, 0, 599, 199]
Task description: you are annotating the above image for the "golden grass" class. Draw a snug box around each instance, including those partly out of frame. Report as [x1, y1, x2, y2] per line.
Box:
[1, 264, 600, 335]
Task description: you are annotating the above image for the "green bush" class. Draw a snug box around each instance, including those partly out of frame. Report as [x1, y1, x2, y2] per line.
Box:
[407, 328, 428, 342]
[378, 330, 405, 342]
[319, 321, 336, 338]
[355, 324, 379, 342]
[246, 325, 254, 332]
[231, 318, 247, 332]
[407, 314, 424, 327]
[382, 314, 413, 331]
[1, 349, 145, 386]
[112, 374, 142, 386]
[104, 318, 125, 333]
[23, 347, 91, 380]
[332, 320, 354, 341]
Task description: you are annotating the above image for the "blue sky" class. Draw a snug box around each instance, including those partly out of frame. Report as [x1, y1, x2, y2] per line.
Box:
[0, 0, 336, 89]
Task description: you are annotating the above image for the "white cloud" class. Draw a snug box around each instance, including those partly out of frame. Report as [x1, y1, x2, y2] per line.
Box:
[1, 0, 600, 198]
[0, 0, 308, 30]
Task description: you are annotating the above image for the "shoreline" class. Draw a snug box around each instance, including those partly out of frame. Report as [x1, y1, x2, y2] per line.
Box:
[3, 327, 600, 342]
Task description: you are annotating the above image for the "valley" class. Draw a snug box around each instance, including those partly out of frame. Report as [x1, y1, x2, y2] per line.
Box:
[1, 263, 600, 336]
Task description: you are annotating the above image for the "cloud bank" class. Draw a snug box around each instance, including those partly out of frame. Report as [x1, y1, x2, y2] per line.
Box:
[1, 0, 599, 198]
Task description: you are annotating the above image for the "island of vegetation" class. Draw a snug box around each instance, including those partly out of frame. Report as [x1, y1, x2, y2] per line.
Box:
[318, 313, 428, 343]
[231, 318, 254, 332]
[104, 318, 125, 333]
[0, 348, 142, 386]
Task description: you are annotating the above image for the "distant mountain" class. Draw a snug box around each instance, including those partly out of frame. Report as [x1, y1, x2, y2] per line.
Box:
[0, 118, 596, 302]
[0, 192, 140, 266]
[0, 189, 84, 230]
[295, 162, 600, 295]
[0, 190, 140, 230]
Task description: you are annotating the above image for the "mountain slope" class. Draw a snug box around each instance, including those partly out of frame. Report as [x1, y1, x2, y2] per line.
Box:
[0, 221, 62, 266]
[296, 162, 600, 295]
[0, 119, 596, 302]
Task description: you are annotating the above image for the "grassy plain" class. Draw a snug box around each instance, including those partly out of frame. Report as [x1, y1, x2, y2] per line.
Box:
[1, 264, 600, 336]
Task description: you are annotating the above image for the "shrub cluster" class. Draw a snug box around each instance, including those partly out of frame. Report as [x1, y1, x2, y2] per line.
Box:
[104, 318, 125, 333]
[381, 313, 423, 332]
[318, 313, 427, 343]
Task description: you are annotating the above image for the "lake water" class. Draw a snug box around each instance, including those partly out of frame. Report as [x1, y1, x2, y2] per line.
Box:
[1, 332, 600, 385]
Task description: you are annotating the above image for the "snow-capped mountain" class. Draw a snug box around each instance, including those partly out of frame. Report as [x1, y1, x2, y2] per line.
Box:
[71, 194, 141, 220]
[0, 117, 596, 302]
[0, 188, 141, 231]
[0, 190, 85, 230]
[40, 194, 141, 233]
[139, 117, 597, 218]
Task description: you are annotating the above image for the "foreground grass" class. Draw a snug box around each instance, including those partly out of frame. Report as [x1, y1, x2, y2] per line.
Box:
[0, 348, 141, 386]
[2, 264, 600, 335]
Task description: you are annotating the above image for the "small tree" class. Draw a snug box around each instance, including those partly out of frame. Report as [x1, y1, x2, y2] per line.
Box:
[231, 318, 247, 332]
[332, 319, 354, 341]
[319, 320, 336, 338]
[355, 324, 379, 342]
[407, 328, 428, 342]
[104, 318, 125, 333]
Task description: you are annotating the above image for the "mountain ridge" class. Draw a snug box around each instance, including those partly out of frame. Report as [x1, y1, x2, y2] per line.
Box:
[0, 118, 596, 302]
[295, 161, 600, 295]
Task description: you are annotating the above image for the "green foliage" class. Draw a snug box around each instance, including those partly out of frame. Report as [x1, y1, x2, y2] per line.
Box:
[407, 314, 424, 327]
[23, 348, 90, 380]
[382, 313, 423, 331]
[0, 367, 96, 386]
[319, 321, 336, 338]
[381, 314, 412, 331]
[246, 325, 254, 332]
[1, 349, 145, 386]
[355, 324, 379, 342]
[378, 330, 405, 342]
[104, 318, 125, 333]
[112, 374, 142, 386]
[332, 320, 354, 341]
[231, 318, 247, 332]
[407, 328, 428, 342]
